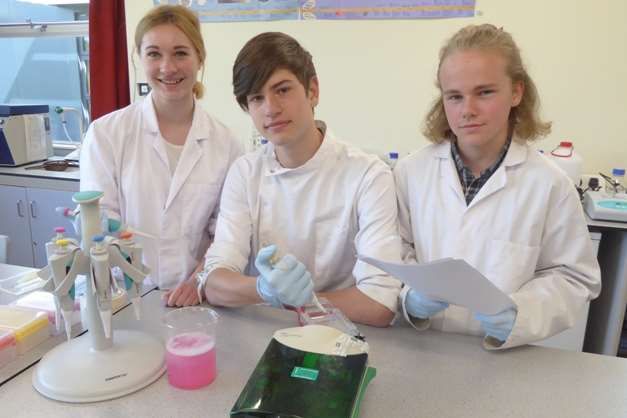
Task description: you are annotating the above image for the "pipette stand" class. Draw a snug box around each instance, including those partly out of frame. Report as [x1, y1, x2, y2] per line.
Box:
[32, 191, 165, 403]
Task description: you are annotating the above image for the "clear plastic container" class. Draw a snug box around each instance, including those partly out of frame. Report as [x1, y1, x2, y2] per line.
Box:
[13, 291, 81, 334]
[549, 141, 583, 186]
[610, 168, 625, 194]
[163, 306, 219, 389]
[0, 329, 17, 369]
[0, 270, 46, 305]
[0, 306, 50, 354]
[297, 297, 363, 339]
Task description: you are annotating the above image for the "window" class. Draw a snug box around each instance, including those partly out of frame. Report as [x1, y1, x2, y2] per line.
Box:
[0, 0, 89, 148]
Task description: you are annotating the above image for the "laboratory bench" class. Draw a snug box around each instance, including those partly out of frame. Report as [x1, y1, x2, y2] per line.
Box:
[0, 162, 80, 189]
[2, 289, 627, 417]
[0, 264, 86, 386]
[1, 163, 627, 357]
[0, 263, 155, 386]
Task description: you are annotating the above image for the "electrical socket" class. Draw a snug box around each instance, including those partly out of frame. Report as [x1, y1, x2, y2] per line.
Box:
[137, 83, 151, 96]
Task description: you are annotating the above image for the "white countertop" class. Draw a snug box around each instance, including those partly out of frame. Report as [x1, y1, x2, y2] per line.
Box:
[0, 162, 79, 182]
[585, 213, 627, 230]
[0, 162, 79, 191]
[2, 290, 627, 417]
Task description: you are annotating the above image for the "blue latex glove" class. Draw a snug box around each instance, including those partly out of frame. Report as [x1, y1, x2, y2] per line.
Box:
[255, 245, 314, 308]
[405, 289, 449, 319]
[475, 308, 517, 342]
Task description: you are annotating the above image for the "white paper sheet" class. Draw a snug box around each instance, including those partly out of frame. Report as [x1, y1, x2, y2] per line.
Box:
[360, 256, 515, 315]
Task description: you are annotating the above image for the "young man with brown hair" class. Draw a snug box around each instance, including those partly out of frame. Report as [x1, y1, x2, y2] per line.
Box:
[196, 32, 402, 327]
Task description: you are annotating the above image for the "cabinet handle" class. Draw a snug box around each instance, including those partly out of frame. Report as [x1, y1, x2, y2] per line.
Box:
[30, 200, 37, 218]
[16, 200, 25, 217]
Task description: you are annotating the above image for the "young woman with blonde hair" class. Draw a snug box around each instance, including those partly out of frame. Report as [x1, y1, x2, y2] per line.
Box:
[81, 5, 242, 305]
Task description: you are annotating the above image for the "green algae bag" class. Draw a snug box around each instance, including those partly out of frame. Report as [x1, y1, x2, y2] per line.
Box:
[230, 325, 375, 418]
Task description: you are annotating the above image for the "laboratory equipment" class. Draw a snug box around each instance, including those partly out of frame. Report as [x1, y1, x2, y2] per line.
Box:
[54, 106, 85, 161]
[250, 127, 265, 150]
[255, 244, 315, 309]
[44, 227, 69, 263]
[54, 106, 84, 144]
[601, 169, 626, 196]
[31, 191, 166, 403]
[613, 168, 625, 187]
[548, 141, 583, 185]
[0, 306, 50, 355]
[297, 297, 362, 339]
[13, 291, 80, 329]
[79, 287, 128, 330]
[0, 104, 52, 167]
[0, 270, 46, 305]
[163, 306, 219, 389]
[257, 243, 324, 311]
[24, 159, 78, 171]
[0, 329, 17, 369]
[231, 325, 374, 418]
[584, 190, 627, 222]
[387, 151, 399, 168]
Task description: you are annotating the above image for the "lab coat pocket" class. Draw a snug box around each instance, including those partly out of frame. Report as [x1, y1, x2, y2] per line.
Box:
[181, 182, 221, 239]
[313, 207, 353, 280]
[487, 240, 541, 294]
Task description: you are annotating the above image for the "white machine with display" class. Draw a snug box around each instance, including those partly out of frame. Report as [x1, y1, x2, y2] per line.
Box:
[584, 191, 627, 223]
[32, 191, 165, 403]
[584, 171, 627, 223]
[0, 104, 52, 167]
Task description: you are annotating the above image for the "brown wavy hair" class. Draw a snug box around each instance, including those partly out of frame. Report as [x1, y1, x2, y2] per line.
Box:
[423, 24, 551, 144]
[134, 5, 206, 99]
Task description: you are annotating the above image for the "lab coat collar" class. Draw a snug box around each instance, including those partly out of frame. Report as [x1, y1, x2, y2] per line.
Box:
[501, 139, 527, 168]
[432, 137, 527, 166]
[433, 138, 529, 209]
[433, 141, 466, 205]
[467, 140, 528, 208]
[142, 92, 210, 143]
[142, 92, 160, 135]
[263, 120, 334, 176]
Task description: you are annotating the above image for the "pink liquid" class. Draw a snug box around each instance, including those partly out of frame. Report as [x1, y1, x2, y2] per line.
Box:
[166, 332, 216, 389]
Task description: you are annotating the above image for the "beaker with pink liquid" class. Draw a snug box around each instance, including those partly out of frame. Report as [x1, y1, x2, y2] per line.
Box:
[163, 306, 219, 389]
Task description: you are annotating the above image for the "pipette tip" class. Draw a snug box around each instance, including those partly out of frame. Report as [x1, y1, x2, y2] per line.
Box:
[312, 294, 327, 314]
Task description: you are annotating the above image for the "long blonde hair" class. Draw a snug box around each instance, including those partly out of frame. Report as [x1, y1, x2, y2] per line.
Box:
[423, 24, 551, 144]
[134, 5, 206, 99]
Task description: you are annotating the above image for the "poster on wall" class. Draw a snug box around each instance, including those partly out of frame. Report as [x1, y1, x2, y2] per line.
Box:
[302, 0, 475, 20]
[154, 0, 475, 22]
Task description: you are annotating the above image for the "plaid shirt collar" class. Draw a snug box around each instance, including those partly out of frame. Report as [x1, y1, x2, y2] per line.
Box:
[451, 137, 511, 205]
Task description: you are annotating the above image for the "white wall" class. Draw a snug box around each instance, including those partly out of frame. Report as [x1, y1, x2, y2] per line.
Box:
[125, 0, 627, 174]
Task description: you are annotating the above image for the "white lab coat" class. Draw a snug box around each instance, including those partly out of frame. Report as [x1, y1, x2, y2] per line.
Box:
[394, 140, 601, 349]
[204, 122, 402, 311]
[80, 93, 243, 288]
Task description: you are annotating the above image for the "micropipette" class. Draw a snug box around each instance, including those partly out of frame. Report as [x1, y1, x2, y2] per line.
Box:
[266, 244, 326, 314]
